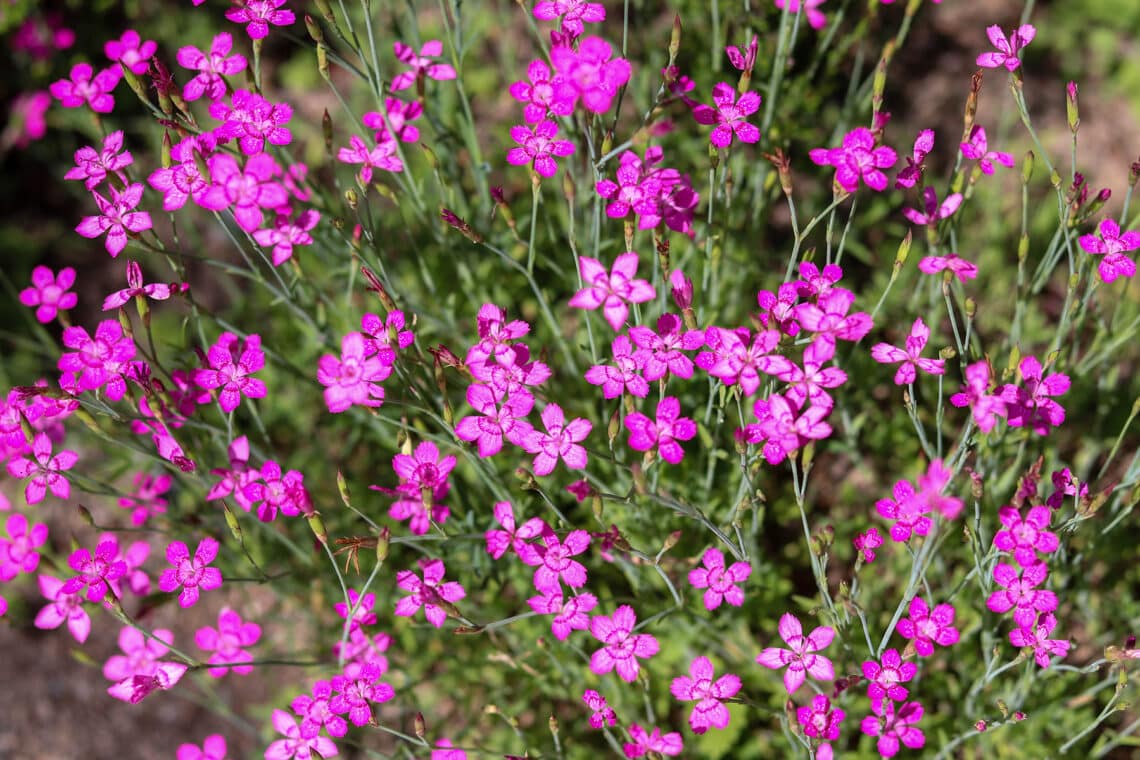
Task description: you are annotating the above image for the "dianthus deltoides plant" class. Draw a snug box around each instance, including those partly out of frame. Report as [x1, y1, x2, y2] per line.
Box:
[2, 0, 1140, 757]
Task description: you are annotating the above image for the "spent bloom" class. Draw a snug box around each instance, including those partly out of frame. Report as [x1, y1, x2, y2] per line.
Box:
[1078, 218, 1139, 284]
[194, 332, 268, 413]
[19, 266, 77, 323]
[395, 559, 466, 628]
[391, 40, 457, 91]
[625, 396, 698, 465]
[870, 317, 945, 385]
[50, 62, 121, 112]
[691, 83, 761, 148]
[897, 597, 960, 656]
[994, 505, 1060, 566]
[809, 127, 897, 193]
[76, 183, 153, 257]
[960, 126, 1015, 175]
[104, 29, 156, 75]
[522, 404, 592, 476]
[6, 432, 79, 505]
[589, 605, 660, 682]
[756, 612, 836, 694]
[225, 0, 296, 40]
[158, 536, 224, 608]
[195, 607, 261, 677]
[177, 32, 248, 102]
[569, 252, 656, 331]
[688, 547, 752, 610]
[65, 130, 133, 190]
[550, 36, 631, 114]
[506, 120, 575, 178]
[670, 656, 742, 733]
[976, 24, 1036, 71]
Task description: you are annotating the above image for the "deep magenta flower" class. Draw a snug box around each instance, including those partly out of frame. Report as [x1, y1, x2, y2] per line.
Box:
[104, 29, 156, 75]
[194, 331, 267, 413]
[225, 0, 296, 40]
[177, 32, 248, 102]
[918, 253, 979, 282]
[748, 392, 833, 466]
[584, 335, 649, 398]
[1009, 612, 1070, 668]
[148, 134, 215, 211]
[1047, 468, 1088, 510]
[509, 59, 571, 123]
[863, 649, 918, 702]
[455, 384, 535, 457]
[795, 288, 873, 344]
[986, 561, 1058, 628]
[569, 252, 656, 331]
[317, 331, 392, 413]
[623, 724, 682, 758]
[253, 209, 320, 266]
[1078, 218, 1139, 284]
[670, 656, 742, 733]
[809, 127, 897, 192]
[0, 513, 48, 581]
[198, 153, 288, 232]
[293, 679, 348, 738]
[159, 536, 224, 608]
[61, 538, 127, 602]
[430, 739, 466, 760]
[774, 0, 827, 31]
[244, 460, 311, 521]
[210, 89, 293, 154]
[392, 40, 457, 91]
[466, 302, 530, 371]
[176, 734, 227, 760]
[950, 359, 1006, 432]
[6, 432, 78, 505]
[528, 529, 591, 593]
[195, 607, 261, 677]
[755, 612, 836, 694]
[206, 435, 258, 511]
[860, 699, 925, 758]
[103, 260, 178, 310]
[334, 588, 379, 632]
[594, 148, 680, 230]
[692, 83, 761, 148]
[797, 694, 845, 748]
[895, 129, 934, 189]
[50, 62, 121, 112]
[589, 604, 659, 682]
[902, 186, 962, 226]
[688, 547, 751, 610]
[994, 505, 1059, 566]
[19, 265, 77, 323]
[1000, 355, 1069, 435]
[702, 326, 780, 396]
[363, 99, 423, 143]
[976, 24, 1036, 71]
[897, 596, 960, 656]
[330, 661, 395, 727]
[484, 344, 552, 395]
[265, 709, 338, 760]
[522, 404, 591, 476]
[582, 689, 616, 728]
[528, 589, 597, 640]
[871, 317, 945, 385]
[725, 34, 759, 73]
[763, 335, 848, 408]
[506, 120, 575, 177]
[629, 313, 705, 381]
[34, 574, 91, 642]
[876, 478, 932, 542]
[104, 625, 175, 682]
[337, 135, 404, 183]
[395, 558, 466, 628]
[485, 500, 546, 562]
[76, 182, 153, 257]
[65, 130, 133, 190]
[550, 36, 631, 114]
[853, 527, 884, 563]
[392, 441, 456, 495]
[960, 125, 1015, 175]
[58, 318, 135, 399]
[625, 396, 697, 465]
[533, 0, 605, 37]
[107, 661, 188, 704]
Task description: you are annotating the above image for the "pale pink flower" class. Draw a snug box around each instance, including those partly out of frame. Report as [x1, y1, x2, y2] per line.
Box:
[194, 332, 268, 413]
[756, 612, 836, 693]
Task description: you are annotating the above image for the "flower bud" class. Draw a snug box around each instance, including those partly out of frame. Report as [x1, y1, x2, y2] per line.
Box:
[305, 15, 324, 43]
[549, 715, 559, 735]
[975, 720, 987, 732]
[307, 513, 328, 545]
[222, 501, 244, 543]
[414, 712, 426, 739]
[669, 15, 682, 62]
[660, 530, 682, 555]
[1066, 81, 1079, 133]
[376, 526, 390, 564]
[1022, 151, 1034, 184]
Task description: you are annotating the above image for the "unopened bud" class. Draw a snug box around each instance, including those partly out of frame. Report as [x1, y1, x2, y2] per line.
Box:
[345, 188, 359, 210]
[669, 15, 682, 61]
[660, 530, 681, 555]
[1066, 81, 1079, 133]
[963, 70, 982, 139]
[78, 504, 97, 528]
[414, 712, 426, 739]
[549, 715, 559, 735]
[975, 720, 987, 732]
[222, 501, 244, 543]
[515, 467, 538, 490]
[895, 230, 912, 269]
[376, 526, 390, 563]
[1022, 151, 1034, 184]
[307, 513, 328, 544]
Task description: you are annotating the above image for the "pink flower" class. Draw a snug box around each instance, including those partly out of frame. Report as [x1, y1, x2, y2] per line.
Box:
[522, 404, 591, 476]
[430, 739, 466, 760]
[61, 538, 128, 602]
[76, 182, 153, 257]
[207, 435, 258, 510]
[509, 59, 572, 123]
[870, 317, 945, 385]
[688, 547, 751, 610]
[582, 689, 616, 728]
[395, 558, 466, 628]
[198, 153, 289, 232]
[692, 83, 761, 148]
[104, 29, 156, 75]
[809, 127, 897, 192]
[629, 314, 705, 381]
[950, 359, 1006, 432]
[244, 460, 311, 521]
[1009, 612, 1070, 668]
[253, 209, 320, 266]
[0, 513, 48, 581]
[2, 91, 52, 149]
[34, 574, 91, 642]
[774, 0, 827, 31]
[528, 529, 591, 592]
[485, 500, 546, 562]
[795, 288, 873, 344]
[103, 260, 178, 310]
[976, 24, 1036, 71]
[292, 679, 348, 738]
[593, 148, 681, 230]
[506, 120, 575, 177]
[195, 607, 261, 677]
[584, 335, 649, 398]
[550, 36, 632, 114]
[853, 527, 884, 563]
[330, 660, 394, 726]
[454, 384, 535, 458]
[528, 589, 597, 640]
[1000, 355, 1069, 435]
[65, 130, 133, 190]
[334, 588, 379, 631]
[148, 134, 215, 211]
[755, 612, 836, 694]
[391, 40, 457, 91]
[177, 32, 248, 102]
[176, 735, 228, 760]
[670, 656, 742, 733]
[895, 129, 935, 189]
[225, 0, 296, 40]
[986, 561, 1058, 628]
[747, 393, 833, 466]
[194, 332, 268, 413]
[107, 661, 188, 703]
[960, 125, 1014, 175]
[362, 99, 423, 143]
[1047, 468, 1087, 510]
[701, 326, 780, 395]
[104, 625, 175, 682]
[897, 597, 959, 656]
[589, 604, 659, 682]
[623, 724, 682, 758]
[860, 699, 925, 758]
[993, 505, 1059, 566]
[918, 253, 979, 282]
[569, 252, 656, 331]
[902, 186, 962, 226]
[158, 536, 224, 608]
[1078, 218, 1139, 284]
[6, 432, 78, 505]
[19, 265, 77, 323]
[797, 695, 845, 747]
[725, 34, 759, 73]
[317, 331, 392, 413]
[337, 135, 404, 183]
[265, 709, 339, 760]
[762, 335, 848, 408]
[625, 396, 697, 465]
[50, 62, 121, 112]
[533, 0, 606, 37]
[57, 319, 136, 399]
[862, 648, 917, 702]
[876, 478, 932, 542]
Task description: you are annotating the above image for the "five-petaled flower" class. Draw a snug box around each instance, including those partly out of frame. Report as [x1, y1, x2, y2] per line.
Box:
[960, 125, 1015, 175]
[65, 130, 133, 190]
[104, 29, 156, 75]
[330, 660, 395, 727]
[6, 432, 79, 505]
[1010, 612, 1070, 668]
[506, 120, 576, 178]
[902, 187, 962, 227]
[976, 24, 1036, 71]
[1000, 355, 1069, 435]
[918, 253, 979, 282]
[755, 612, 836, 694]
[194, 331, 268, 413]
[692, 83, 761, 148]
[809, 127, 897, 193]
[35, 574, 91, 642]
[527, 529, 592, 593]
[19, 265, 77, 323]
[589, 604, 660, 682]
[197, 153, 289, 232]
[50, 62, 121, 112]
[1078, 218, 1139, 284]
[195, 607, 261, 677]
[454, 384, 535, 458]
[550, 36, 631, 114]
[391, 40, 457, 92]
[797, 694, 845, 753]
[177, 32, 248, 102]
[949, 359, 1006, 432]
[62, 537, 128, 602]
[670, 656, 742, 733]
[522, 404, 592, 476]
[871, 317, 945, 385]
[395, 559, 466, 628]
[569, 252, 656, 331]
[317, 331, 392, 413]
[897, 597, 960, 656]
[862, 649, 918, 702]
[159, 536, 224, 608]
[993, 505, 1060, 566]
[337, 135, 404, 184]
[688, 547, 751, 610]
[860, 699, 925, 758]
[986, 560, 1058, 628]
[265, 709, 339, 760]
[625, 396, 698, 465]
[853, 527, 884, 564]
[0, 513, 48, 581]
[528, 588, 597, 640]
[225, 0, 296, 40]
[533, 0, 606, 37]
[76, 183, 153, 257]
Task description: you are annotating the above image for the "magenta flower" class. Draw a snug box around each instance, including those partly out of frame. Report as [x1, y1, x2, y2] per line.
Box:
[158, 536, 224, 608]
[625, 396, 697, 465]
[755, 612, 836, 694]
[330, 660, 394, 727]
[876, 478, 932, 542]
[589, 604, 659, 682]
[455, 384, 535, 457]
[177, 32, 248, 102]
[148, 134, 215, 211]
[763, 335, 848, 408]
[623, 724, 682, 758]
[1010, 612, 1070, 668]
[860, 699, 925, 758]
[362, 99, 424, 144]
[528, 589, 597, 640]
[748, 393, 833, 466]
[65, 130, 133, 190]
[593, 148, 679, 230]
[774, 0, 827, 31]
[701, 326, 780, 396]
[317, 331, 392, 413]
[993, 505, 1059, 566]
[103, 260, 178, 310]
[391, 40, 456, 92]
[725, 34, 759, 73]
[986, 561, 1058, 628]
[100, 533, 151, 597]
[485, 500, 546, 562]
[960, 125, 1015, 175]
[569, 252, 656, 331]
[34, 574, 91, 642]
[895, 129, 935, 189]
[61, 538, 127, 602]
[582, 689, 616, 728]
[1047, 468, 1088, 510]
[104, 29, 156, 75]
[688, 547, 751, 610]
[484, 344, 552, 395]
[528, 529, 591, 592]
[550, 36, 632, 114]
[292, 679, 348, 738]
[114, 471, 171, 526]
[107, 661, 188, 704]
[225, 0, 296, 40]
[57, 319, 135, 399]
[950, 359, 1006, 432]
[670, 656, 742, 733]
[393, 441, 456, 494]
[809, 127, 897, 192]
[194, 331, 268, 413]
[870, 317, 945, 385]
[584, 335, 649, 398]
[337, 135, 404, 183]
[522, 404, 591, 476]
[207, 435, 258, 511]
[19, 265, 77, 323]
[902, 186, 962, 226]
[253, 209, 320, 266]
[0, 513, 48, 581]
[918, 253, 979, 282]
[211, 89, 294, 155]
[629, 314, 705, 382]
[76, 182, 153, 257]
[756, 282, 802, 336]
[795, 287, 873, 345]
[897, 596, 960, 656]
[533, 0, 605, 37]
[862, 649, 918, 702]
[506, 120, 575, 178]
[265, 709, 339, 760]
[853, 527, 884, 563]
[176, 735, 228, 760]
[244, 460, 311, 522]
[430, 739, 466, 760]
[797, 694, 845, 747]
[976, 24, 1036, 71]
[104, 625, 175, 682]
[5, 91, 52, 149]
[50, 62, 121, 112]
[195, 607, 261, 677]
[1078, 218, 1139, 284]
[692, 83, 761, 148]
[198, 153, 288, 232]
[395, 558, 466, 628]
[509, 59, 572, 123]
[466, 302, 530, 371]
[6, 432, 78, 505]
[1000, 355, 1069, 435]
[335, 588, 379, 631]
